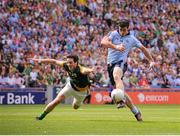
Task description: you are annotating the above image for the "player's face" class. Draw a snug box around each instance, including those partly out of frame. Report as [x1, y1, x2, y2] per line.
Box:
[119, 27, 128, 36]
[67, 58, 77, 70]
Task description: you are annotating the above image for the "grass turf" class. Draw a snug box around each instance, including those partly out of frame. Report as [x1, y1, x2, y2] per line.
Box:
[0, 104, 180, 135]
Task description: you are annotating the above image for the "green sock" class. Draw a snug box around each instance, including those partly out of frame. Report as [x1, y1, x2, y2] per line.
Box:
[38, 111, 48, 120]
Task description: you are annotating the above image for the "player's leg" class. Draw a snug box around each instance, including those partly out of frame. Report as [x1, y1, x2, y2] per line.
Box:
[113, 66, 126, 108]
[36, 82, 72, 120]
[71, 90, 87, 109]
[124, 93, 142, 121]
[113, 66, 142, 121]
[113, 66, 124, 90]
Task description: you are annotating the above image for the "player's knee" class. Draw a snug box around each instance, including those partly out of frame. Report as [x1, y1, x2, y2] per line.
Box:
[114, 75, 121, 82]
[113, 67, 123, 83]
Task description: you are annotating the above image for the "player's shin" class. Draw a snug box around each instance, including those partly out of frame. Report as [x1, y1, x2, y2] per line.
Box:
[36, 111, 49, 120]
[36, 99, 60, 120]
[125, 94, 142, 121]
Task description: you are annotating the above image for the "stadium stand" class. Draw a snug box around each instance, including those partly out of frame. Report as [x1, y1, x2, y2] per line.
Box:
[0, 0, 179, 88]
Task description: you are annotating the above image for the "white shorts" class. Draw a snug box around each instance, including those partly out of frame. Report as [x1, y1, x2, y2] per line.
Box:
[58, 82, 88, 106]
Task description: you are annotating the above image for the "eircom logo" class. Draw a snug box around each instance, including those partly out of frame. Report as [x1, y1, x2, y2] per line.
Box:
[137, 93, 169, 103]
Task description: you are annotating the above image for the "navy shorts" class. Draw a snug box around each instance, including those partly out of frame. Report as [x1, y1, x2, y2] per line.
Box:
[107, 60, 127, 86]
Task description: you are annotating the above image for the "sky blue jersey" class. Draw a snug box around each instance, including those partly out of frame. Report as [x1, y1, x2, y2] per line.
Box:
[107, 30, 143, 64]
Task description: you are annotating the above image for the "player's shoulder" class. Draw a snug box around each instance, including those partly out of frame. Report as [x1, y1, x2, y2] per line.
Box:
[108, 30, 119, 36]
[78, 64, 87, 73]
[129, 34, 139, 41]
[78, 64, 85, 70]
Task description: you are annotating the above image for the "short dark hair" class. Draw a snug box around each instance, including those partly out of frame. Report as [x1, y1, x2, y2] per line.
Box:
[67, 55, 79, 63]
[118, 19, 129, 28]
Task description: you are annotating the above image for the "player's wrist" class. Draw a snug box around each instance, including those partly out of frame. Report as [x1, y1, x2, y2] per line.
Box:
[149, 61, 155, 67]
[113, 44, 117, 50]
[149, 60, 155, 64]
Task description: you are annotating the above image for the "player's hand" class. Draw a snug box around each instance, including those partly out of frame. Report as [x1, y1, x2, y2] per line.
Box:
[149, 61, 156, 71]
[90, 66, 99, 74]
[116, 44, 125, 52]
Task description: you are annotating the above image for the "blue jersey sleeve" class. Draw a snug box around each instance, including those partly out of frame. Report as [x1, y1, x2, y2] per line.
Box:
[107, 31, 117, 42]
[107, 31, 113, 41]
[132, 36, 143, 48]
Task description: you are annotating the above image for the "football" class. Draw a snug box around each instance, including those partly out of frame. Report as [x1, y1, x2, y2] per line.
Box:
[111, 89, 125, 103]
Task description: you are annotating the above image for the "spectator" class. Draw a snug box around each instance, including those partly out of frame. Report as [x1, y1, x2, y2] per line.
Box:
[0, 0, 179, 88]
[129, 73, 138, 88]
[29, 69, 38, 87]
[138, 74, 150, 88]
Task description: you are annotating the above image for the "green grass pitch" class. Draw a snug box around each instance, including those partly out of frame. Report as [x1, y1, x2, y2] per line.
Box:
[0, 104, 180, 135]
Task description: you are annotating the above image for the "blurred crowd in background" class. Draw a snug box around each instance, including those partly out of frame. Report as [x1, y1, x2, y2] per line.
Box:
[0, 0, 179, 89]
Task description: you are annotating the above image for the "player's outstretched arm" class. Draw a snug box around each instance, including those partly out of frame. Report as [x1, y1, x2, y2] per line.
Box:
[100, 36, 125, 52]
[139, 46, 155, 69]
[29, 58, 65, 66]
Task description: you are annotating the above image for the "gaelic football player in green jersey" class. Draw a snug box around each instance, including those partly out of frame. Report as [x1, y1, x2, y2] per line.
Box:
[31, 55, 93, 120]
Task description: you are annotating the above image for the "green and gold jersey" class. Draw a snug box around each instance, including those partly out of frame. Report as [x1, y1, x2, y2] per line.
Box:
[63, 63, 91, 88]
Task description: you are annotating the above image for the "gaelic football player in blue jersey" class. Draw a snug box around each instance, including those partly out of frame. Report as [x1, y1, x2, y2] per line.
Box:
[101, 19, 155, 121]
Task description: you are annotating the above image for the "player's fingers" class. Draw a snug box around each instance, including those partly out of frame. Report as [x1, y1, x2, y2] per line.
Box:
[121, 46, 125, 51]
[118, 44, 125, 51]
[91, 67, 95, 72]
[118, 46, 125, 51]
